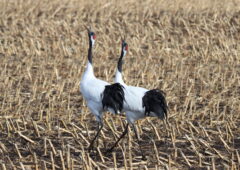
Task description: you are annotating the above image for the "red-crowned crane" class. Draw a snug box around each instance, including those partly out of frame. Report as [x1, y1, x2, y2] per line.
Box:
[80, 28, 122, 151]
[102, 40, 168, 160]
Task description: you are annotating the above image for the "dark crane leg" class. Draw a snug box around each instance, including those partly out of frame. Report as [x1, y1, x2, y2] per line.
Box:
[88, 122, 103, 151]
[132, 124, 146, 160]
[106, 123, 129, 153]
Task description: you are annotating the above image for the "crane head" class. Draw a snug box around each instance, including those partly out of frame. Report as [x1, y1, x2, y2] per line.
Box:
[86, 26, 96, 47]
[121, 39, 128, 57]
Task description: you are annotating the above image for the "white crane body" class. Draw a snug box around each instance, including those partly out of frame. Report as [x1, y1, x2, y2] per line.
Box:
[102, 40, 168, 159]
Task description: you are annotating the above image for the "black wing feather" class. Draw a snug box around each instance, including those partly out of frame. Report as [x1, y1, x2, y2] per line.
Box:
[142, 89, 168, 120]
[102, 83, 125, 114]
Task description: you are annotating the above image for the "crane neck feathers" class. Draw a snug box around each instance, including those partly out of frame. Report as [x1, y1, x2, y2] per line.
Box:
[88, 47, 93, 64]
[82, 61, 95, 80]
[116, 48, 127, 84]
[83, 38, 95, 79]
[115, 69, 125, 85]
[117, 49, 127, 73]
[117, 51, 123, 73]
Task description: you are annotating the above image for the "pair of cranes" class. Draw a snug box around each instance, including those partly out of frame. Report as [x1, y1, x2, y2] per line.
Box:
[80, 28, 168, 160]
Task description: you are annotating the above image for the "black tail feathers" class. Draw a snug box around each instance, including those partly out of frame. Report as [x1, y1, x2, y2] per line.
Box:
[142, 89, 168, 120]
[102, 83, 125, 114]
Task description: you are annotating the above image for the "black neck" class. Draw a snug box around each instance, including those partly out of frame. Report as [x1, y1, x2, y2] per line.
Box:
[117, 50, 124, 72]
[88, 41, 92, 64]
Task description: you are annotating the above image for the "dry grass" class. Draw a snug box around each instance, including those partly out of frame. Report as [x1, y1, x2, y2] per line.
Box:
[0, 0, 240, 169]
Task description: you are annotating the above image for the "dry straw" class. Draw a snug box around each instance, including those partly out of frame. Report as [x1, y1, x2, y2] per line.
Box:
[0, 0, 239, 169]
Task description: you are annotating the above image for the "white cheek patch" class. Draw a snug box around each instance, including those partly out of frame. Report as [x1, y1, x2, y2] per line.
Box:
[91, 37, 95, 46]
[123, 50, 127, 56]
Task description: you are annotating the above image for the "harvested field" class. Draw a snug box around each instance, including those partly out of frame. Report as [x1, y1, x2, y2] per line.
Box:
[0, 0, 240, 169]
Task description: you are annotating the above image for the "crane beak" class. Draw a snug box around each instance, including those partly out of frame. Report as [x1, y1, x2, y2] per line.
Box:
[121, 35, 126, 43]
[84, 25, 91, 33]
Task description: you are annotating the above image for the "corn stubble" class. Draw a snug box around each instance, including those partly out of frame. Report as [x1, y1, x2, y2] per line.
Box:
[0, 0, 240, 169]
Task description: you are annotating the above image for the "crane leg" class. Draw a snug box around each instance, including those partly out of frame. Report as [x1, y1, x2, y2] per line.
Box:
[88, 122, 103, 151]
[132, 124, 146, 160]
[106, 123, 129, 153]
